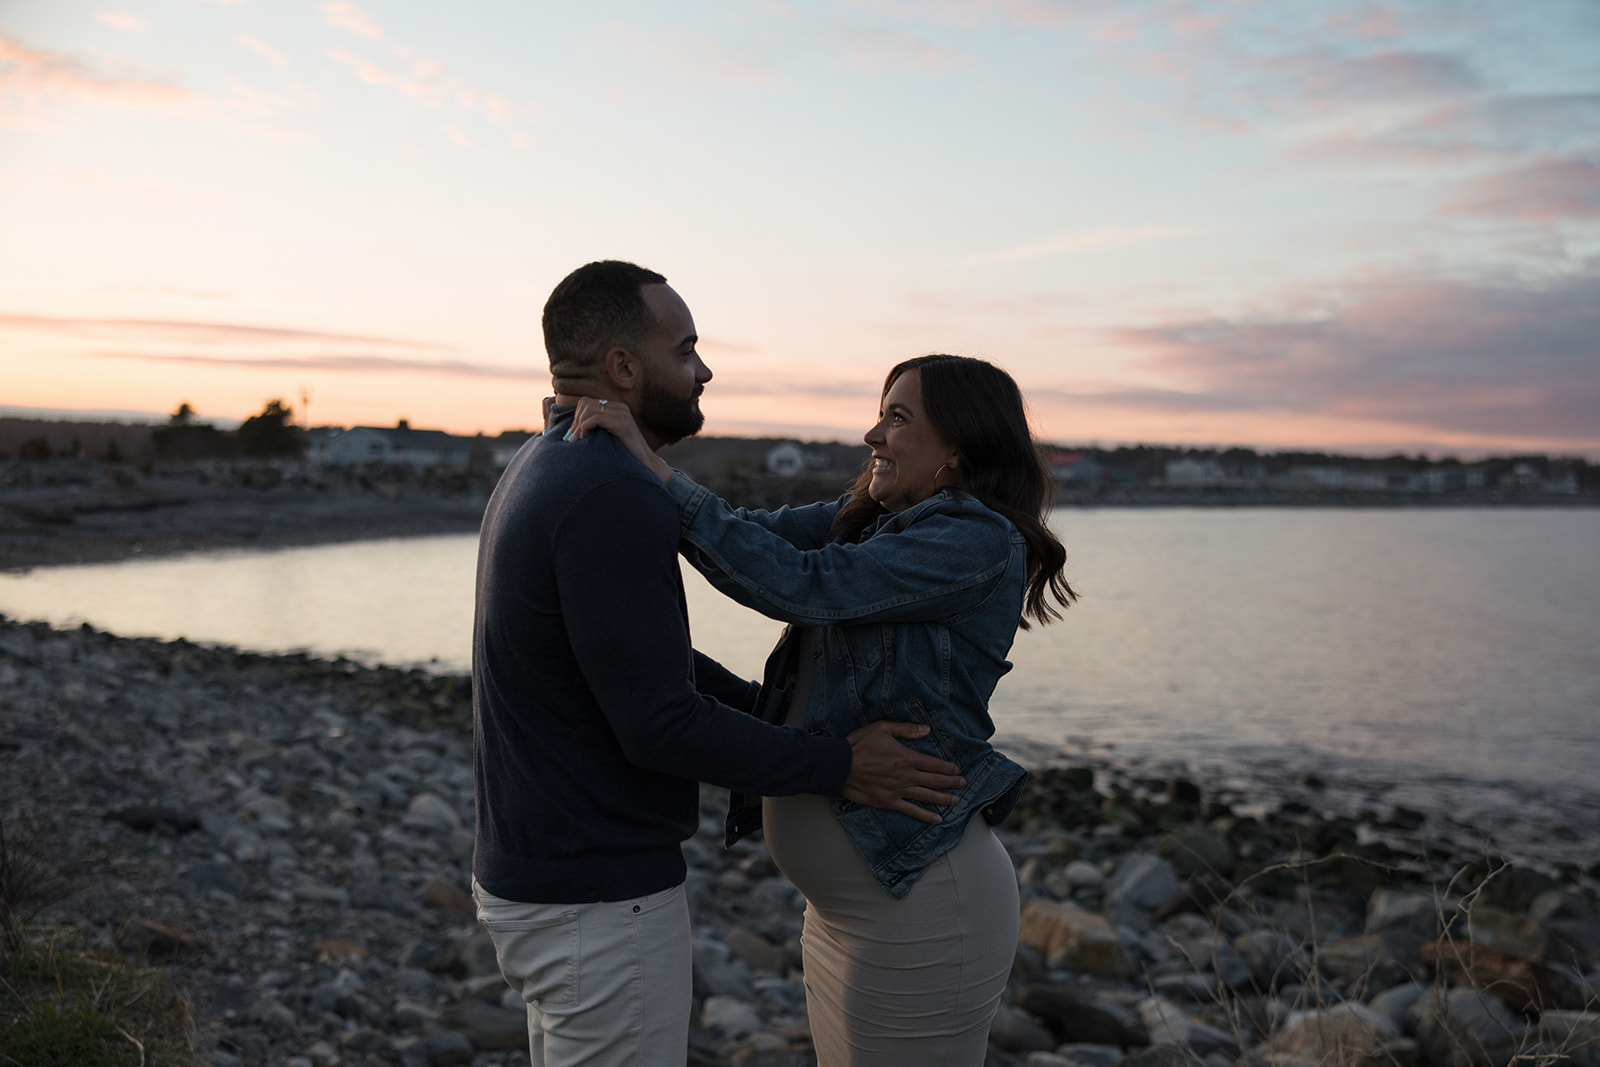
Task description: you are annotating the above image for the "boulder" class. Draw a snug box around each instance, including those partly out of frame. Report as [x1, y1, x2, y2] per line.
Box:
[1014, 984, 1148, 1046]
[988, 1002, 1059, 1053]
[1408, 988, 1526, 1067]
[1264, 1001, 1409, 1067]
[1137, 996, 1239, 1058]
[1106, 854, 1183, 912]
[1020, 899, 1135, 977]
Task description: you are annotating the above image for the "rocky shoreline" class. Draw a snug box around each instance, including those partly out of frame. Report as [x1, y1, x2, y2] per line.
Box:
[3, 615, 1597, 1067]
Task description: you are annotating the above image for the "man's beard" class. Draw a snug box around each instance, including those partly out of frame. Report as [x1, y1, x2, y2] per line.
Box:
[638, 378, 705, 446]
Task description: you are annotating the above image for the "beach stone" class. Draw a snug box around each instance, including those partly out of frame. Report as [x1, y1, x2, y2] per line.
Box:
[988, 1002, 1058, 1053]
[1154, 824, 1234, 879]
[695, 942, 756, 1000]
[702, 995, 763, 1040]
[221, 824, 269, 862]
[724, 925, 791, 974]
[1367, 982, 1425, 1031]
[1264, 1002, 1404, 1067]
[419, 1029, 477, 1066]
[1138, 996, 1239, 1057]
[1020, 899, 1135, 977]
[1106, 853, 1183, 912]
[405, 791, 461, 832]
[436, 1000, 528, 1051]
[1025, 1054, 1078, 1067]
[1014, 984, 1147, 1046]
[115, 917, 204, 959]
[1318, 933, 1404, 989]
[183, 860, 239, 895]
[1052, 1043, 1125, 1067]
[1463, 903, 1547, 960]
[1066, 860, 1106, 889]
[417, 876, 474, 912]
[1530, 890, 1600, 968]
[1115, 1047, 1204, 1067]
[1534, 1010, 1600, 1066]
[1236, 928, 1309, 987]
[1408, 988, 1526, 1067]
[1420, 938, 1585, 1013]
[1367, 888, 1447, 939]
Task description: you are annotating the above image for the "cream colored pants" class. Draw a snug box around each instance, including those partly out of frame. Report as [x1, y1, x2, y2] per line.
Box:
[472, 878, 693, 1067]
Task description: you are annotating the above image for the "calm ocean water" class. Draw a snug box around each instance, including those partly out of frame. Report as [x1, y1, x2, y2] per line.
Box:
[4, 508, 1596, 867]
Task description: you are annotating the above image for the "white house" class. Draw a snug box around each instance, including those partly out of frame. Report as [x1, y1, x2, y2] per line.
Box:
[323, 420, 476, 468]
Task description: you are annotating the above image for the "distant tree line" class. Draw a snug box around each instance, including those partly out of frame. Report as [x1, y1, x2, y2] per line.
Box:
[154, 399, 305, 461]
[1048, 443, 1597, 493]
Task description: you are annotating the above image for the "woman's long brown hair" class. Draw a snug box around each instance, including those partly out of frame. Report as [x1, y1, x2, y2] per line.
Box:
[830, 354, 1077, 628]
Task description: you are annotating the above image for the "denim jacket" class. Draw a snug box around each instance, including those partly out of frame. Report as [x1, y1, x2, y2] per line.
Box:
[668, 472, 1030, 899]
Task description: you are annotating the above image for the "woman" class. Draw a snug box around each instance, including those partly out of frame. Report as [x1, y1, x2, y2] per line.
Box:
[574, 355, 1076, 1065]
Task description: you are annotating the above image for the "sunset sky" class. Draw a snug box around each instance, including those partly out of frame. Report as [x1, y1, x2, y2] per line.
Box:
[2, 0, 1597, 457]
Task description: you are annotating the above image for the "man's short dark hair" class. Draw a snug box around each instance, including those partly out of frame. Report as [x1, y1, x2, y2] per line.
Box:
[542, 260, 667, 377]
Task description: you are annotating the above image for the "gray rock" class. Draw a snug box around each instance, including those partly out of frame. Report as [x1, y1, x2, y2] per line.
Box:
[1366, 982, 1425, 1031]
[1015, 984, 1147, 1047]
[1106, 854, 1183, 912]
[1054, 1044, 1125, 1067]
[1154, 824, 1234, 879]
[1235, 928, 1309, 988]
[420, 1028, 476, 1066]
[988, 1002, 1059, 1053]
[435, 1000, 529, 1051]
[1137, 996, 1239, 1057]
[701, 994, 763, 1039]
[1409, 988, 1527, 1067]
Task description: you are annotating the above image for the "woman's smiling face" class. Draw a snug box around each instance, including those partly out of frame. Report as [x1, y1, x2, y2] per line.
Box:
[863, 368, 959, 513]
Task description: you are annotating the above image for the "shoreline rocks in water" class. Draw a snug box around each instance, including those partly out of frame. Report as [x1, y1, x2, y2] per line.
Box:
[2, 615, 1597, 1067]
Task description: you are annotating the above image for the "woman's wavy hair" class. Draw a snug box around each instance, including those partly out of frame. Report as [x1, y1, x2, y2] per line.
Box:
[830, 354, 1077, 628]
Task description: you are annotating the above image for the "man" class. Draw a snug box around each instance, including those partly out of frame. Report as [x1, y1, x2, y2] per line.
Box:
[472, 260, 964, 1066]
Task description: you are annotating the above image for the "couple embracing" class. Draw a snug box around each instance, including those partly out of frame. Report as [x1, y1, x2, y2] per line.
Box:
[471, 260, 1076, 1066]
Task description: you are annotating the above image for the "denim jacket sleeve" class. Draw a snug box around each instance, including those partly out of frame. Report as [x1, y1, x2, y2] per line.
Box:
[668, 471, 1015, 625]
[696, 495, 843, 551]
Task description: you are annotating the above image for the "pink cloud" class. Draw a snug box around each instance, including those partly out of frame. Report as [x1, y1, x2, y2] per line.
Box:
[1324, 4, 1407, 40]
[1440, 157, 1600, 220]
[97, 12, 146, 32]
[321, 2, 383, 40]
[235, 34, 289, 67]
[0, 33, 196, 121]
[1269, 48, 1481, 107]
[602, 25, 785, 88]
[0, 313, 455, 351]
[1108, 270, 1600, 441]
[79, 351, 539, 380]
[839, 24, 971, 74]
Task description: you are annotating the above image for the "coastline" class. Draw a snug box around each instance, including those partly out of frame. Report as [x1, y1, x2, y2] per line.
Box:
[3, 456, 1593, 573]
[4, 616, 1597, 1065]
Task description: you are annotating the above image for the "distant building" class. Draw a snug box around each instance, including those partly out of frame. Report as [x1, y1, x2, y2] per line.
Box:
[1047, 451, 1104, 484]
[323, 420, 476, 468]
[1165, 457, 1226, 487]
[766, 442, 806, 477]
[764, 441, 836, 477]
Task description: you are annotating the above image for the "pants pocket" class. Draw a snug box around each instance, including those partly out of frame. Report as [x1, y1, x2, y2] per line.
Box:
[475, 893, 581, 1010]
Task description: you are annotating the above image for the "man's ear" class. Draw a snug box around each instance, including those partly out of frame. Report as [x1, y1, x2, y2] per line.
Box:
[604, 347, 639, 392]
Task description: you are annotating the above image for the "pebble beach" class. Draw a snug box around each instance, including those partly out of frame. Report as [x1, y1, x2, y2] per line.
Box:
[4, 614, 1598, 1067]
[3, 459, 1599, 1066]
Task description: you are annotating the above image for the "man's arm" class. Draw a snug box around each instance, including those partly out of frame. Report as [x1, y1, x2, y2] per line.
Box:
[556, 471, 959, 818]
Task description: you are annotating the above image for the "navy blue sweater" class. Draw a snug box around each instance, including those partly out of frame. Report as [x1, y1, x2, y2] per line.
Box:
[472, 408, 852, 903]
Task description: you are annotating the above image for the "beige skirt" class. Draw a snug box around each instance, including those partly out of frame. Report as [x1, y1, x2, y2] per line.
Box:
[763, 793, 1019, 1066]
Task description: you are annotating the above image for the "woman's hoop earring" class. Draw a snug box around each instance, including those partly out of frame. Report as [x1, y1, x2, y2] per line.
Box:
[934, 463, 951, 489]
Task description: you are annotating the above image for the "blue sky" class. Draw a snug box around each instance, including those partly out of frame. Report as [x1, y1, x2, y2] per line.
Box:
[2, 0, 1597, 456]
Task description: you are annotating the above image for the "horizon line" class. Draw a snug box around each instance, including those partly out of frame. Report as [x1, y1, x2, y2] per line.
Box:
[2, 405, 1593, 464]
